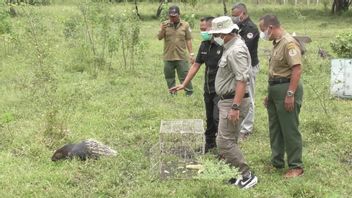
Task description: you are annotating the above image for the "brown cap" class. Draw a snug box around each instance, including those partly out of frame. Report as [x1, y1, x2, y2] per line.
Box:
[169, 5, 180, 16]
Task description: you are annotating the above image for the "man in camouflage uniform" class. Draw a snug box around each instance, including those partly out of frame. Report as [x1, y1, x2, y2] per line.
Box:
[157, 5, 194, 96]
[259, 14, 304, 178]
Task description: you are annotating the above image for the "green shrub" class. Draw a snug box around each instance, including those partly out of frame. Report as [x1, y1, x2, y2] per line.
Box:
[183, 13, 196, 29]
[196, 157, 240, 181]
[26, 0, 51, 5]
[330, 32, 352, 58]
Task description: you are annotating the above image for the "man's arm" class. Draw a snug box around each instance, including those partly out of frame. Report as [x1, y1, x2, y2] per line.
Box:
[182, 62, 201, 87]
[186, 40, 193, 54]
[186, 40, 195, 64]
[285, 64, 301, 112]
[157, 23, 167, 40]
[233, 80, 246, 106]
[288, 65, 301, 94]
[243, 26, 259, 55]
[284, 41, 303, 112]
[226, 48, 251, 123]
[185, 23, 194, 63]
[227, 80, 246, 123]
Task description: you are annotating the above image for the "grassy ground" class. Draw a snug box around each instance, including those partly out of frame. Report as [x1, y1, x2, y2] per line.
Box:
[0, 2, 352, 197]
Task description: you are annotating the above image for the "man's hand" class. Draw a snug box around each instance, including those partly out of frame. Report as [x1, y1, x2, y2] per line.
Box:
[263, 96, 269, 108]
[227, 109, 240, 123]
[284, 96, 295, 112]
[169, 84, 185, 94]
[160, 23, 168, 31]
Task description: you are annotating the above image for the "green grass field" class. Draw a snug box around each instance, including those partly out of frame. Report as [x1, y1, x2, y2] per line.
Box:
[0, 1, 352, 197]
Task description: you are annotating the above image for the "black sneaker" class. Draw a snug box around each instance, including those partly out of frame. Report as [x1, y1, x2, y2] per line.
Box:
[229, 172, 258, 189]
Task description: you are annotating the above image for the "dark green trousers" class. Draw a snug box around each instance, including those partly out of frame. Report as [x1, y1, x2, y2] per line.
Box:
[164, 60, 193, 95]
[267, 81, 303, 169]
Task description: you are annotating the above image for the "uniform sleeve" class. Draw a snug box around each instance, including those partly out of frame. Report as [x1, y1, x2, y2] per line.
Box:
[157, 21, 166, 40]
[243, 26, 259, 52]
[227, 47, 250, 82]
[185, 23, 192, 41]
[284, 42, 302, 67]
[195, 43, 204, 64]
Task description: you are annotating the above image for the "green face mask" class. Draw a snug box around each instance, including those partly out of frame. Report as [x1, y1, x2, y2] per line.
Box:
[200, 32, 212, 41]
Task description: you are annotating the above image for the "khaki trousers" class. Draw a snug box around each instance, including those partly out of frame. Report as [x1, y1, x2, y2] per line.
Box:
[217, 98, 250, 176]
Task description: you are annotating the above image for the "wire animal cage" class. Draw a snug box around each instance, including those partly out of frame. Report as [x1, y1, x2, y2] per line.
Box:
[150, 119, 205, 179]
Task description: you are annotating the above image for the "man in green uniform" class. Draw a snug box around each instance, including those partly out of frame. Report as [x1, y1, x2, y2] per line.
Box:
[157, 5, 194, 96]
[209, 16, 257, 189]
[259, 14, 304, 178]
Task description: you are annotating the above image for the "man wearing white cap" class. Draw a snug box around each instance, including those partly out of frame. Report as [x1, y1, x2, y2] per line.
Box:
[209, 16, 257, 189]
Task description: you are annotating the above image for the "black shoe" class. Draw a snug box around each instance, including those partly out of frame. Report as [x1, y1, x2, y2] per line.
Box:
[229, 172, 258, 189]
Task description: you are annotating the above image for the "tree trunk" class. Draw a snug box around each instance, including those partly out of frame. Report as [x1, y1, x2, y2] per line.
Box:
[134, 0, 142, 20]
[332, 0, 351, 14]
[223, 0, 227, 15]
[156, 0, 164, 18]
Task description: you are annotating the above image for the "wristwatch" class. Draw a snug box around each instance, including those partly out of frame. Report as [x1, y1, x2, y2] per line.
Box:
[190, 53, 195, 56]
[287, 90, 294, 97]
[231, 103, 240, 110]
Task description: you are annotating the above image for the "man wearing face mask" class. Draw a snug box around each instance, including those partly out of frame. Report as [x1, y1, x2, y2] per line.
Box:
[158, 5, 194, 96]
[169, 16, 222, 153]
[231, 3, 260, 140]
[259, 14, 304, 178]
[209, 16, 257, 189]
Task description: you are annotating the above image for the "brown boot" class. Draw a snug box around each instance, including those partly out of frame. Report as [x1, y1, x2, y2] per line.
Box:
[284, 167, 304, 178]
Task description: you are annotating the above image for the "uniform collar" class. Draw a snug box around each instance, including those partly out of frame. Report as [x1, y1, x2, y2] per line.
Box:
[241, 17, 250, 25]
[273, 31, 287, 46]
[223, 36, 238, 50]
[167, 19, 184, 28]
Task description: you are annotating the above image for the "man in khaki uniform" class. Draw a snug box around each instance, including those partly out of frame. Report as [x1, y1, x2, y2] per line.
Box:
[259, 14, 304, 178]
[209, 16, 257, 189]
[157, 5, 194, 96]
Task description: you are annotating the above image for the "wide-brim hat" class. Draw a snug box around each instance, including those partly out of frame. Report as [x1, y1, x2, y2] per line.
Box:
[208, 16, 239, 34]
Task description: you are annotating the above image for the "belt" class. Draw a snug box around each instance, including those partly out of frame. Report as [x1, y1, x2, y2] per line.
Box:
[220, 93, 250, 100]
[268, 78, 290, 86]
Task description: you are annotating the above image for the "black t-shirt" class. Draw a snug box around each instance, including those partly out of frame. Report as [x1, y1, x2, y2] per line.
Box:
[195, 40, 223, 94]
[238, 17, 259, 66]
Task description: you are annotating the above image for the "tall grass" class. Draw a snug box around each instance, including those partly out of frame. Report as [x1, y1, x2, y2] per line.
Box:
[0, 1, 351, 197]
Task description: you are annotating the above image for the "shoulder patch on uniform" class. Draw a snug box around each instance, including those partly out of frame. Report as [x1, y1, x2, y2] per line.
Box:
[247, 32, 253, 39]
[289, 48, 298, 57]
[287, 43, 296, 50]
